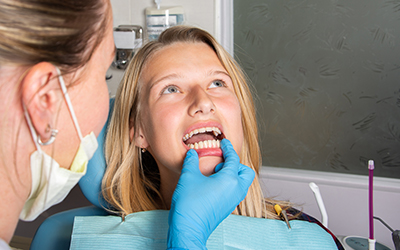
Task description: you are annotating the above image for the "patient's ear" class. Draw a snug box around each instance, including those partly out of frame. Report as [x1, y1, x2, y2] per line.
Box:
[132, 126, 149, 149]
[21, 62, 63, 143]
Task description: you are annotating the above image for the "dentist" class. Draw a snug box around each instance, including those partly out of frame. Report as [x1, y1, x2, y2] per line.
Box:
[0, 0, 254, 249]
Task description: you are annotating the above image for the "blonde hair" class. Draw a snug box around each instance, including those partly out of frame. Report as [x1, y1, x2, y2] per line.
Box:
[103, 26, 292, 219]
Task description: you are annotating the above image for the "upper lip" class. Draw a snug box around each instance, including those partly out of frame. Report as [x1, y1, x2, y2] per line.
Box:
[182, 122, 225, 143]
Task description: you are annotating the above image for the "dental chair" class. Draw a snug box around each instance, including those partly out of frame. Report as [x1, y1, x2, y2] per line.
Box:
[29, 99, 115, 250]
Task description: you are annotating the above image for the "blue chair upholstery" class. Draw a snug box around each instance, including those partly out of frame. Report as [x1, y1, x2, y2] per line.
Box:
[77, 98, 114, 210]
[30, 99, 115, 250]
[29, 207, 108, 250]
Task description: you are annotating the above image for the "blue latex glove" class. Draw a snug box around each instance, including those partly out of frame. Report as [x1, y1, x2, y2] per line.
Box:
[167, 139, 255, 250]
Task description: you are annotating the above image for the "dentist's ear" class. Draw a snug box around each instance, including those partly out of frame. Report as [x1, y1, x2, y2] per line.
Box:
[21, 62, 63, 143]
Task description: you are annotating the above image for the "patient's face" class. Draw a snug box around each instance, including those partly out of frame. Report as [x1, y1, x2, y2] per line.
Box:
[138, 41, 243, 180]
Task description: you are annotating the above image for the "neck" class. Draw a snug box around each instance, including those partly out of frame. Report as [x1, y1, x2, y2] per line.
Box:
[0, 126, 31, 244]
[0, 126, 32, 243]
[0, 72, 33, 243]
[159, 169, 180, 210]
[0, 168, 27, 243]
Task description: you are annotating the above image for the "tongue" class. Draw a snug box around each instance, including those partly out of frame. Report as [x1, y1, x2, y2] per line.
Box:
[185, 133, 215, 145]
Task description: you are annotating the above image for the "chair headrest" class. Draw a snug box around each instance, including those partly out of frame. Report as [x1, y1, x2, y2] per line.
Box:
[78, 98, 114, 209]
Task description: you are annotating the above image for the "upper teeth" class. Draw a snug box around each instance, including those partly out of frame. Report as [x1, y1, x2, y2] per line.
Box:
[183, 127, 222, 142]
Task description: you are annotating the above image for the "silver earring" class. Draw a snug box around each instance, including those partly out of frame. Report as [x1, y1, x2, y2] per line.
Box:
[38, 127, 58, 146]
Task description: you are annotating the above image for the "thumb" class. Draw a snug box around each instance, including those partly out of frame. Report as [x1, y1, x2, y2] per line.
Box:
[219, 139, 240, 173]
[214, 163, 223, 173]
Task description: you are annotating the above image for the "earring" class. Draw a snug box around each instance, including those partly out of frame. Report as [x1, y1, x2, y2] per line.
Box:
[38, 125, 58, 146]
[141, 148, 147, 153]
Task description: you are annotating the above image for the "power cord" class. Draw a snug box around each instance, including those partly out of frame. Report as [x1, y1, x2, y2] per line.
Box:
[374, 216, 400, 250]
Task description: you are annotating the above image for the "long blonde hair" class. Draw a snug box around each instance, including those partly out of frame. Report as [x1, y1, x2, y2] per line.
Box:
[103, 26, 290, 219]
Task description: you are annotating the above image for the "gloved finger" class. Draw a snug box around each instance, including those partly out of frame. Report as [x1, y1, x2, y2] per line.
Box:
[181, 149, 201, 175]
[219, 139, 240, 172]
[238, 163, 255, 189]
[215, 139, 242, 174]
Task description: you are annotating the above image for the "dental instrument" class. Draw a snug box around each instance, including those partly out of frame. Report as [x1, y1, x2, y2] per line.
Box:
[369, 160, 376, 250]
[274, 204, 291, 229]
[309, 182, 328, 228]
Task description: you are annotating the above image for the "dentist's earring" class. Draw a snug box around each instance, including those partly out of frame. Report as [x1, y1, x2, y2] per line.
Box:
[38, 124, 58, 146]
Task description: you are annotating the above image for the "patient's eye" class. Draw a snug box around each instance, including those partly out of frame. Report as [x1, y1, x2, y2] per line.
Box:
[162, 85, 180, 94]
[209, 80, 225, 88]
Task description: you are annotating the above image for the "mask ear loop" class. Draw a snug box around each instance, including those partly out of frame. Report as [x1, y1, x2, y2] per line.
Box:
[55, 67, 84, 141]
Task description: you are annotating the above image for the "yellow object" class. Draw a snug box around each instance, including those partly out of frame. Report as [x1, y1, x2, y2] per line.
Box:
[274, 204, 282, 216]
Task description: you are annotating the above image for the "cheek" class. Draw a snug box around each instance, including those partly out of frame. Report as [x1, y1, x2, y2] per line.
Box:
[147, 103, 182, 135]
[88, 83, 109, 136]
[95, 92, 110, 135]
[219, 96, 244, 151]
[142, 105, 174, 150]
[75, 81, 109, 137]
[143, 104, 186, 170]
[232, 114, 244, 154]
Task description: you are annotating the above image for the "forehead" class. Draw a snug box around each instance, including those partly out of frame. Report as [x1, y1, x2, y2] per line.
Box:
[161, 42, 216, 62]
[141, 42, 223, 80]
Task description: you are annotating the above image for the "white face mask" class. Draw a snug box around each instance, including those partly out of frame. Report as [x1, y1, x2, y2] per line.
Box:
[20, 67, 98, 221]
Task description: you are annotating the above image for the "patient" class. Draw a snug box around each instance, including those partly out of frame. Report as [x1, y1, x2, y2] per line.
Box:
[102, 25, 343, 249]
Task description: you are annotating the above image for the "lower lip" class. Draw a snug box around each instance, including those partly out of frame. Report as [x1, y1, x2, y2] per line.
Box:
[194, 148, 223, 158]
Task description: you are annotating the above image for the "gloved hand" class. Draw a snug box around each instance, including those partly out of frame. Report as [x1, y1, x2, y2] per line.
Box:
[167, 139, 255, 250]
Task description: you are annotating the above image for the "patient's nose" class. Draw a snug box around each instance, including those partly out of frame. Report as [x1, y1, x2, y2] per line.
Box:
[188, 86, 215, 117]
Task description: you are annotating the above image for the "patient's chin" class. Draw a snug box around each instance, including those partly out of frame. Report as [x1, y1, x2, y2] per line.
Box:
[199, 156, 223, 176]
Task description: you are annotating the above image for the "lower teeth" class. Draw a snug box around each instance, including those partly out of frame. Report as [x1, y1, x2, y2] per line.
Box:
[188, 140, 221, 149]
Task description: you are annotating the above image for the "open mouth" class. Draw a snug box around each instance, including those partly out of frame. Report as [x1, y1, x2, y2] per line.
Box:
[182, 127, 225, 149]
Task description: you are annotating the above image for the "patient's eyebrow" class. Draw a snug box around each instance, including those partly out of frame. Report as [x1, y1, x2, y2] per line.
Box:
[149, 73, 182, 90]
[206, 69, 231, 79]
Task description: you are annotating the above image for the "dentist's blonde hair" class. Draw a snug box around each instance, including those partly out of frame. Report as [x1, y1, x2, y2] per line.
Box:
[103, 25, 290, 219]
